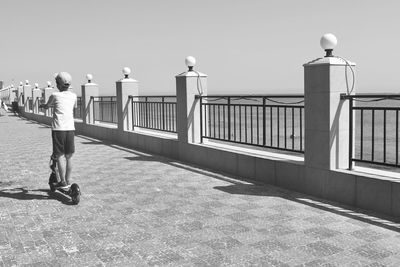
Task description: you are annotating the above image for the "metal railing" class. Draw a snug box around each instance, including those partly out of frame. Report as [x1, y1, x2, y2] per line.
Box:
[25, 97, 33, 111]
[129, 95, 177, 133]
[34, 97, 45, 114]
[0, 87, 12, 104]
[342, 94, 400, 169]
[198, 95, 304, 153]
[74, 97, 82, 119]
[92, 96, 117, 124]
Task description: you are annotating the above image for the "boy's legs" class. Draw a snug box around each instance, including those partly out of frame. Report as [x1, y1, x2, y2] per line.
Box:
[56, 155, 66, 184]
[52, 130, 75, 187]
[65, 154, 73, 185]
[56, 154, 72, 185]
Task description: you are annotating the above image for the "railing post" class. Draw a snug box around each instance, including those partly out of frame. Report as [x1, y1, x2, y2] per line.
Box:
[17, 82, 24, 107]
[348, 97, 354, 170]
[81, 74, 99, 125]
[200, 96, 203, 143]
[304, 34, 356, 171]
[175, 56, 208, 143]
[11, 85, 18, 104]
[262, 97, 266, 146]
[162, 97, 166, 131]
[23, 80, 32, 112]
[44, 82, 55, 117]
[116, 67, 138, 132]
[32, 84, 42, 114]
[227, 97, 231, 141]
[145, 96, 149, 128]
[6, 85, 13, 104]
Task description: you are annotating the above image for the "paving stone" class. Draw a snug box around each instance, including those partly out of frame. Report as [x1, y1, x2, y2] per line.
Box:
[352, 243, 393, 261]
[216, 223, 250, 236]
[246, 254, 291, 267]
[204, 236, 243, 250]
[251, 238, 292, 253]
[351, 228, 388, 242]
[303, 226, 342, 240]
[300, 241, 343, 257]
[138, 249, 184, 266]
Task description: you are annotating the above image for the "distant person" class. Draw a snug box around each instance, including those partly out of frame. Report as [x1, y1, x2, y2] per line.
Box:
[40, 72, 77, 189]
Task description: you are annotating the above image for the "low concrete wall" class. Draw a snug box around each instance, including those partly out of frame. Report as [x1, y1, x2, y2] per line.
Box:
[20, 110, 400, 218]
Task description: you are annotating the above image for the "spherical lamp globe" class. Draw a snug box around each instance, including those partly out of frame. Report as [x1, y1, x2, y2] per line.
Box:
[320, 33, 337, 57]
[122, 67, 131, 78]
[185, 56, 196, 71]
[86, 74, 93, 82]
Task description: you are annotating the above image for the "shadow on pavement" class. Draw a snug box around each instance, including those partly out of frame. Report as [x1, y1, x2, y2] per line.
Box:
[76, 134, 400, 231]
[0, 188, 49, 200]
[0, 188, 74, 205]
[215, 183, 400, 233]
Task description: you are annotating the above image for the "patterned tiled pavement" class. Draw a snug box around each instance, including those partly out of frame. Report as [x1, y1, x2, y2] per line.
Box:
[1, 113, 400, 266]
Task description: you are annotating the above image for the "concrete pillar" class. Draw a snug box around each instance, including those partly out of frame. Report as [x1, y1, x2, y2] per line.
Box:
[304, 56, 355, 170]
[12, 87, 18, 103]
[44, 84, 55, 117]
[81, 75, 99, 124]
[175, 56, 207, 143]
[9, 85, 14, 104]
[17, 82, 24, 106]
[116, 68, 138, 132]
[23, 80, 32, 112]
[32, 84, 42, 114]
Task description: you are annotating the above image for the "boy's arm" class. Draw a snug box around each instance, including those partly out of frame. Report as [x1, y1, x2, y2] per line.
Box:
[39, 95, 55, 109]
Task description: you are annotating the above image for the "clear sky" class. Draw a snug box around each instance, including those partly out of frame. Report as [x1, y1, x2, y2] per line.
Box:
[1, 0, 400, 95]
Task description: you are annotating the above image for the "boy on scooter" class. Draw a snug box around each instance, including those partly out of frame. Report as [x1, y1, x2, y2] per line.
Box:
[40, 72, 77, 189]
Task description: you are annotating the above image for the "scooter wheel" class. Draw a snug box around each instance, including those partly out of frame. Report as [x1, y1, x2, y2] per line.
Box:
[70, 183, 81, 205]
[49, 184, 56, 192]
[48, 173, 57, 192]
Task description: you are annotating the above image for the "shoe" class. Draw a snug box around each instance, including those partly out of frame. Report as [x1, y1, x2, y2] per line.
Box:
[54, 181, 70, 189]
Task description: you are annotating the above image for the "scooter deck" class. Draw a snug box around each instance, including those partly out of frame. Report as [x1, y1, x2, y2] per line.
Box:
[49, 174, 81, 205]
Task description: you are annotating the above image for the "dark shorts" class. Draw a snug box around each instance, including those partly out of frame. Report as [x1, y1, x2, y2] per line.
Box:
[52, 131, 75, 157]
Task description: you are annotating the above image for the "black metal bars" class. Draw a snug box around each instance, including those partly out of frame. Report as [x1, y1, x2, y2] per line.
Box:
[74, 97, 82, 119]
[91, 96, 117, 124]
[129, 96, 177, 133]
[198, 95, 304, 153]
[341, 94, 400, 169]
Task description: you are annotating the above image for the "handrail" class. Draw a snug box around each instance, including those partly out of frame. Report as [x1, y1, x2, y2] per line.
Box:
[128, 95, 176, 98]
[341, 93, 400, 99]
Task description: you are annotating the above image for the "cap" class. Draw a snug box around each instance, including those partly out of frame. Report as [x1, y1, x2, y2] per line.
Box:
[55, 72, 72, 87]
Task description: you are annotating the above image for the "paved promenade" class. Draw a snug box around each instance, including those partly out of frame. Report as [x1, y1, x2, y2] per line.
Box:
[1, 113, 400, 266]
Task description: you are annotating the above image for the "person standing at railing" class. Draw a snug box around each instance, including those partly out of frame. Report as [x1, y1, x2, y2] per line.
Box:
[40, 72, 77, 189]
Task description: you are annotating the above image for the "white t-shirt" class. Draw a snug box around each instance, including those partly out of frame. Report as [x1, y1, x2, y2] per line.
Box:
[47, 91, 77, 131]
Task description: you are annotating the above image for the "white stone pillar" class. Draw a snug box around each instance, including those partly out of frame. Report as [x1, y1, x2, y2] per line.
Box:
[175, 56, 207, 143]
[32, 84, 42, 114]
[116, 67, 138, 132]
[17, 82, 24, 106]
[44, 82, 55, 117]
[304, 35, 355, 170]
[81, 74, 99, 124]
[23, 80, 32, 112]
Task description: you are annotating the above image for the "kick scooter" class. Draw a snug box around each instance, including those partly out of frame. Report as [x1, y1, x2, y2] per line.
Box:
[48, 156, 81, 205]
